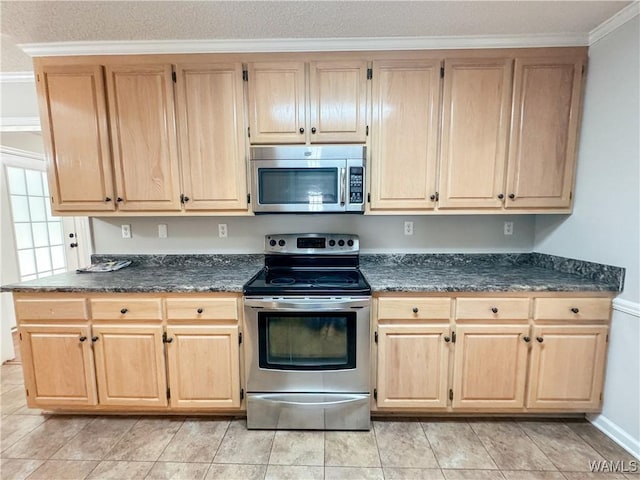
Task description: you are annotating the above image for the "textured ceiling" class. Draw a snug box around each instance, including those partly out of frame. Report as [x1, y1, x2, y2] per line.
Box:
[0, 1, 631, 71]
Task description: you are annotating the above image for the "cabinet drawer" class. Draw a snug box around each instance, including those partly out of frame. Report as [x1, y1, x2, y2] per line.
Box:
[15, 298, 88, 321]
[456, 298, 530, 320]
[91, 298, 163, 320]
[166, 298, 238, 321]
[534, 298, 611, 321]
[377, 298, 451, 320]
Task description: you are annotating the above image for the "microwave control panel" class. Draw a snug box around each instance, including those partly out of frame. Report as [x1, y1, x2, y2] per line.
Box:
[349, 167, 364, 204]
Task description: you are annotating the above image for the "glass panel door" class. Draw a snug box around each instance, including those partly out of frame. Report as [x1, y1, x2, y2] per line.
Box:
[258, 312, 357, 370]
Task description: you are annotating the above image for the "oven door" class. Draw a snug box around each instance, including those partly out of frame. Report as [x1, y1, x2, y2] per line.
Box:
[251, 159, 349, 213]
[244, 297, 370, 393]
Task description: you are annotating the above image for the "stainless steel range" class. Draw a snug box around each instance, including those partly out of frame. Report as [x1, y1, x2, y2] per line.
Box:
[243, 233, 371, 430]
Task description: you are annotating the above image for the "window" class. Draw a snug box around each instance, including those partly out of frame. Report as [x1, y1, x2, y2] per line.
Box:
[6, 166, 66, 281]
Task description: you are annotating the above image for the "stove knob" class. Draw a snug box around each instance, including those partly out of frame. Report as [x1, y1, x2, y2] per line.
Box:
[278, 239, 286, 247]
[269, 239, 277, 247]
[347, 239, 354, 247]
[338, 239, 345, 247]
[328, 239, 336, 247]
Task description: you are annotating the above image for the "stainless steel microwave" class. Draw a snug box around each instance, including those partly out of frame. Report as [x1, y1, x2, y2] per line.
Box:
[250, 145, 366, 213]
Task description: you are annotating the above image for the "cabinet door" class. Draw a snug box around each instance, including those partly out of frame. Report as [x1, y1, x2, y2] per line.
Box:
[166, 325, 240, 409]
[527, 325, 608, 410]
[309, 61, 368, 143]
[38, 65, 115, 212]
[452, 324, 529, 409]
[377, 323, 450, 408]
[92, 324, 167, 407]
[20, 324, 97, 407]
[106, 64, 181, 211]
[505, 57, 584, 209]
[175, 63, 248, 211]
[438, 59, 513, 209]
[247, 62, 306, 144]
[370, 59, 441, 210]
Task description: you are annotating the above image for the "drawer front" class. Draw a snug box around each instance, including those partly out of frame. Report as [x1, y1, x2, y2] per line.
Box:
[456, 298, 530, 320]
[91, 298, 163, 320]
[166, 298, 238, 321]
[534, 298, 611, 321]
[15, 298, 88, 321]
[377, 298, 451, 320]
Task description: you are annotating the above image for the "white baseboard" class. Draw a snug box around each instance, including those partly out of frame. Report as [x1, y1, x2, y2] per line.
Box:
[587, 413, 640, 460]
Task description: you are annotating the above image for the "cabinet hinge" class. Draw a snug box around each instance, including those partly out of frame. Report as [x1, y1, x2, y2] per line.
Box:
[180, 193, 185, 204]
[440, 66, 445, 78]
[373, 388, 377, 400]
[247, 126, 250, 138]
[606, 334, 609, 343]
[570, 191, 573, 200]
[449, 389, 453, 401]
[239, 332, 243, 344]
[367, 68, 372, 80]
[167, 387, 171, 399]
[366, 125, 369, 136]
[367, 193, 371, 203]
[600, 391, 603, 401]
[247, 193, 251, 204]
[582, 65, 585, 75]
[374, 331, 378, 343]
[242, 70, 248, 82]
[435, 192, 440, 202]
[171, 70, 177, 83]
[51, 196, 54, 204]
[19, 332, 22, 341]
[25, 388, 29, 397]
[36, 74, 40, 82]
[240, 388, 245, 400]
[451, 331, 456, 343]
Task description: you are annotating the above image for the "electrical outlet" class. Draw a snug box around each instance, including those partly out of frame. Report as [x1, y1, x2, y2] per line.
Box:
[404, 221, 414, 236]
[504, 221, 514, 236]
[158, 224, 168, 238]
[121, 224, 131, 239]
[218, 224, 228, 238]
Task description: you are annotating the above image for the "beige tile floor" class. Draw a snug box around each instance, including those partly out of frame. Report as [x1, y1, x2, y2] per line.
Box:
[1, 363, 637, 480]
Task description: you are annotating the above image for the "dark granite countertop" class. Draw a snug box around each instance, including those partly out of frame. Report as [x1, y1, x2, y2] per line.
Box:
[1, 253, 624, 294]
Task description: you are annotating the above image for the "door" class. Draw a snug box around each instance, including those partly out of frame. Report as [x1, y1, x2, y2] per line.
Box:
[92, 324, 167, 407]
[106, 64, 181, 211]
[37, 65, 115, 212]
[247, 62, 306, 144]
[377, 323, 450, 409]
[19, 324, 97, 407]
[309, 61, 368, 143]
[452, 324, 529, 409]
[527, 325, 608, 409]
[438, 58, 513, 209]
[166, 325, 240, 409]
[370, 59, 442, 210]
[175, 63, 248, 211]
[505, 56, 584, 209]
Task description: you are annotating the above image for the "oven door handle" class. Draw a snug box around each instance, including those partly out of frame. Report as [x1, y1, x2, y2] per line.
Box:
[244, 298, 369, 310]
[250, 393, 368, 408]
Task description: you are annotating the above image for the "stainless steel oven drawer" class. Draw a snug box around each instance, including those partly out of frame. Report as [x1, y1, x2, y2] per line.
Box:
[246, 393, 370, 430]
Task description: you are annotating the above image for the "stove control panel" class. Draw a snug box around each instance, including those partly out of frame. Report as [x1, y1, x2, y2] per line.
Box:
[265, 233, 359, 254]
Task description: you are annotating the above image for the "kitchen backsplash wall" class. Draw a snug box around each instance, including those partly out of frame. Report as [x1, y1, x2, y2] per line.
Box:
[91, 215, 535, 254]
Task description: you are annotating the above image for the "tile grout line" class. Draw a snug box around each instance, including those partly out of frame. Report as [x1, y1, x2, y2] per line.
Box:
[419, 417, 444, 473]
[209, 417, 233, 465]
[0, 414, 49, 454]
[464, 418, 501, 473]
[370, 419, 384, 471]
[514, 419, 565, 473]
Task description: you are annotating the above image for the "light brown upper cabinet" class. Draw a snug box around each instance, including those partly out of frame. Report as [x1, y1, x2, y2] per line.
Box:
[438, 58, 513, 209]
[247, 60, 368, 144]
[174, 63, 248, 211]
[505, 56, 585, 209]
[37, 65, 115, 212]
[106, 64, 182, 211]
[369, 59, 442, 211]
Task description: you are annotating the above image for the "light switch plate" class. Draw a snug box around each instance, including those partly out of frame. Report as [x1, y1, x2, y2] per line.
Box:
[218, 224, 228, 238]
[158, 224, 168, 238]
[121, 224, 131, 239]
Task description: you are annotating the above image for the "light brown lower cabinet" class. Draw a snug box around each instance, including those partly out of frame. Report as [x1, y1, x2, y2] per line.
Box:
[166, 325, 241, 409]
[15, 293, 243, 412]
[20, 324, 98, 408]
[92, 324, 168, 408]
[375, 295, 612, 413]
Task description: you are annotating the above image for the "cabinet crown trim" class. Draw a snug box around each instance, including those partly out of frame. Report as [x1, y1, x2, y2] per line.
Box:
[20, 34, 589, 57]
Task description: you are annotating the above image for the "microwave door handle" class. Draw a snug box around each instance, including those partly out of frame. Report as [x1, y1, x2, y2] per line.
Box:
[340, 167, 347, 206]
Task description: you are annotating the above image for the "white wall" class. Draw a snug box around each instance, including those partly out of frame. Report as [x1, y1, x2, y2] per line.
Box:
[534, 16, 640, 457]
[91, 215, 535, 254]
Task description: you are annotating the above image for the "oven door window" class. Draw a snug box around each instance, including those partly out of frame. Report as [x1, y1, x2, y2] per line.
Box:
[258, 312, 356, 370]
[258, 168, 338, 205]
